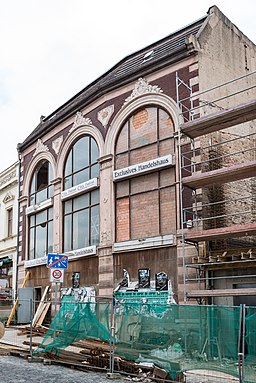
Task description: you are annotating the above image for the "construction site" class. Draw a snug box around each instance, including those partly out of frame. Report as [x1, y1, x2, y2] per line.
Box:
[0, 68, 255, 383]
[177, 69, 256, 307]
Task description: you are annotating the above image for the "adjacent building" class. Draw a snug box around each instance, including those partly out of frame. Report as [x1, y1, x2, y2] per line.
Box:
[0, 162, 19, 300]
[16, 6, 256, 306]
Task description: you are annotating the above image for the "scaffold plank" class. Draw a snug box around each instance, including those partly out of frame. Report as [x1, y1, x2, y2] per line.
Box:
[183, 159, 256, 188]
[187, 288, 256, 297]
[184, 223, 256, 242]
[180, 99, 256, 138]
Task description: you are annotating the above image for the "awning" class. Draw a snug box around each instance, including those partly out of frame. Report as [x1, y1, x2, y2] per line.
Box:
[0, 258, 12, 267]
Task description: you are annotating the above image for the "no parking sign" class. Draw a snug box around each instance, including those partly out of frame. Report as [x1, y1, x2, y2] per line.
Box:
[50, 268, 64, 283]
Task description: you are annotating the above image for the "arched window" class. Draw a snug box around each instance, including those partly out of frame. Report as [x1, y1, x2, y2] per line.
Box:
[28, 160, 54, 259]
[63, 136, 100, 252]
[64, 136, 99, 190]
[115, 106, 175, 242]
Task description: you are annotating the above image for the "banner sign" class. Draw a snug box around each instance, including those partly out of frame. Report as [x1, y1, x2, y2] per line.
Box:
[113, 155, 172, 181]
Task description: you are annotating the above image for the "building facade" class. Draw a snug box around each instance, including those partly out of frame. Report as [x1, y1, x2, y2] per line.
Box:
[16, 6, 256, 305]
[0, 162, 19, 300]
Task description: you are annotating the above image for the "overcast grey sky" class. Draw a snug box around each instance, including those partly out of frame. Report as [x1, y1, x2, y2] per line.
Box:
[0, 0, 255, 173]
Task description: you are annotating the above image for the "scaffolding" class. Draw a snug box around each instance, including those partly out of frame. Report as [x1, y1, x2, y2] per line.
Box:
[176, 70, 256, 304]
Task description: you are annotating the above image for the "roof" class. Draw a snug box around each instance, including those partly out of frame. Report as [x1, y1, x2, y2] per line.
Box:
[18, 14, 207, 152]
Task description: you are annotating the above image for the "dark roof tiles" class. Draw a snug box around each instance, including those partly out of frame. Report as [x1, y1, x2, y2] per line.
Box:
[18, 16, 206, 151]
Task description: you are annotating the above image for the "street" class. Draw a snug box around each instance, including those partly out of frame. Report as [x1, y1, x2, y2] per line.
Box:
[0, 355, 123, 383]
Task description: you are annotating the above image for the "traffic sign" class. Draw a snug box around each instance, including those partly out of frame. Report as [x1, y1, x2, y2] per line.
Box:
[47, 253, 68, 269]
[50, 268, 64, 283]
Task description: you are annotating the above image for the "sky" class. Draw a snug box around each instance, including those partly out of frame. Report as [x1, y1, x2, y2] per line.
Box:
[0, 0, 255, 173]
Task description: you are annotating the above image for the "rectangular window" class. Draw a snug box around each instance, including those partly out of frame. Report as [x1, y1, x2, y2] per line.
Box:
[7, 208, 13, 237]
[29, 207, 53, 259]
[63, 190, 99, 252]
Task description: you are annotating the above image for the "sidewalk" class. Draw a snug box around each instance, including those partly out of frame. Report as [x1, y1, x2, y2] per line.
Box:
[0, 355, 121, 383]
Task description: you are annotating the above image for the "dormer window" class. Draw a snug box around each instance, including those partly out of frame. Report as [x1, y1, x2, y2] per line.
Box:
[142, 49, 154, 63]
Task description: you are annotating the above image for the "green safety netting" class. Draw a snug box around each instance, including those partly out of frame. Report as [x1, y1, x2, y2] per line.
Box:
[34, 298, 256, 382]
[34, 298, 110, 355]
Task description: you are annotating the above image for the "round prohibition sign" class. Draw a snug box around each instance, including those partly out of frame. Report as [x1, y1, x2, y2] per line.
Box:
[52, 269, 63, 280]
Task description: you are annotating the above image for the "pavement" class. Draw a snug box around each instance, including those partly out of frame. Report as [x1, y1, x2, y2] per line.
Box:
[0, 326, 245, 383]
[0, 355, 124, 383]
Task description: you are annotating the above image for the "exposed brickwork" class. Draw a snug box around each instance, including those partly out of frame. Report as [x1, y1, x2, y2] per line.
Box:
[132, 109, 149, 129]
[115, 123, 128, 154]
[131, 191, 159, 238]
[160, 168, 175, 187]
[130, 144, 158, 165]
[115, 153, 129, 169]
[130, 108, 157, 148]
[160, 187, 176, 234]
[130, 173, 158, 195]
[116, 197, 130, 242]
[159, 138, 175, 157]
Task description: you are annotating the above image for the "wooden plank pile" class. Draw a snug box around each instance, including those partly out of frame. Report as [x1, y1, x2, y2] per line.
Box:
[17, 325, 48, 338]
[29, 337, 154, 377]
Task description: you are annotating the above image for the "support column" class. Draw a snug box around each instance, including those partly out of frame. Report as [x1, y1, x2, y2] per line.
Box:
[52, 177, 62, 254]
[17, 195, 28, 289]
[50, 177, 62, 312]
[98, 154, 114, 297]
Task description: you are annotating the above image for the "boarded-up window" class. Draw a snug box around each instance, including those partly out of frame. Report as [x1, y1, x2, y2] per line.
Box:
[115, 106, 176, 242]
[131, 191, 159, 238]
[116, 198, 130, 242]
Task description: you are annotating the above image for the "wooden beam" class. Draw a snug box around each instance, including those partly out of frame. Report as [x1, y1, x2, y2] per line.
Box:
[32, 286, 50, 327]
[187, 288, 256, 298]
[180, 99, 256, 138]
[184, 223, 256, 242]
[183, 160, 256, 188]
[36, 302, 51, 327]
[6, 272, 31, 327]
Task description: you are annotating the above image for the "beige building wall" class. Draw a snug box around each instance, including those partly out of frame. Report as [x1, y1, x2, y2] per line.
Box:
[0, 162, 19, 298]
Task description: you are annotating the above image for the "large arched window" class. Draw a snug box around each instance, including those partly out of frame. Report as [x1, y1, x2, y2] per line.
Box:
[63, 136, 100, 252]
[30, 160, 53, 204]
[28, 160, 54, 259]
[115, 106, 175, 242]
[64, 136, 99, 190]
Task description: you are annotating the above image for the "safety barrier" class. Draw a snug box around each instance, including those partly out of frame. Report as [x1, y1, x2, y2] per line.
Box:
[1, 298, 255, 383]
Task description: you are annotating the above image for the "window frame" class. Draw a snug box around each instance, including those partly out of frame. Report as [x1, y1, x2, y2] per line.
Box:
[114, 106, 175, 242]
[64, 136, 99, 190]
[7, 207, 13, 237]
[62, 135, 100, 253]
[28, 207, 53, 260]
[29, 160, 54, 206]
[28, 160, 54, 260]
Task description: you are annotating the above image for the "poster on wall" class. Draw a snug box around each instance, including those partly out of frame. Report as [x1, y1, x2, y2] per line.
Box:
[61, 286, 96, 304]
[155, 271, 168, 291]
[138, 268, 150, 288]
[72, 272, 80, 288]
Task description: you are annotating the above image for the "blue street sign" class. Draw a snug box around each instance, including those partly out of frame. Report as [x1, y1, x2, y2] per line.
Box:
[47, 253, 68, 269]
